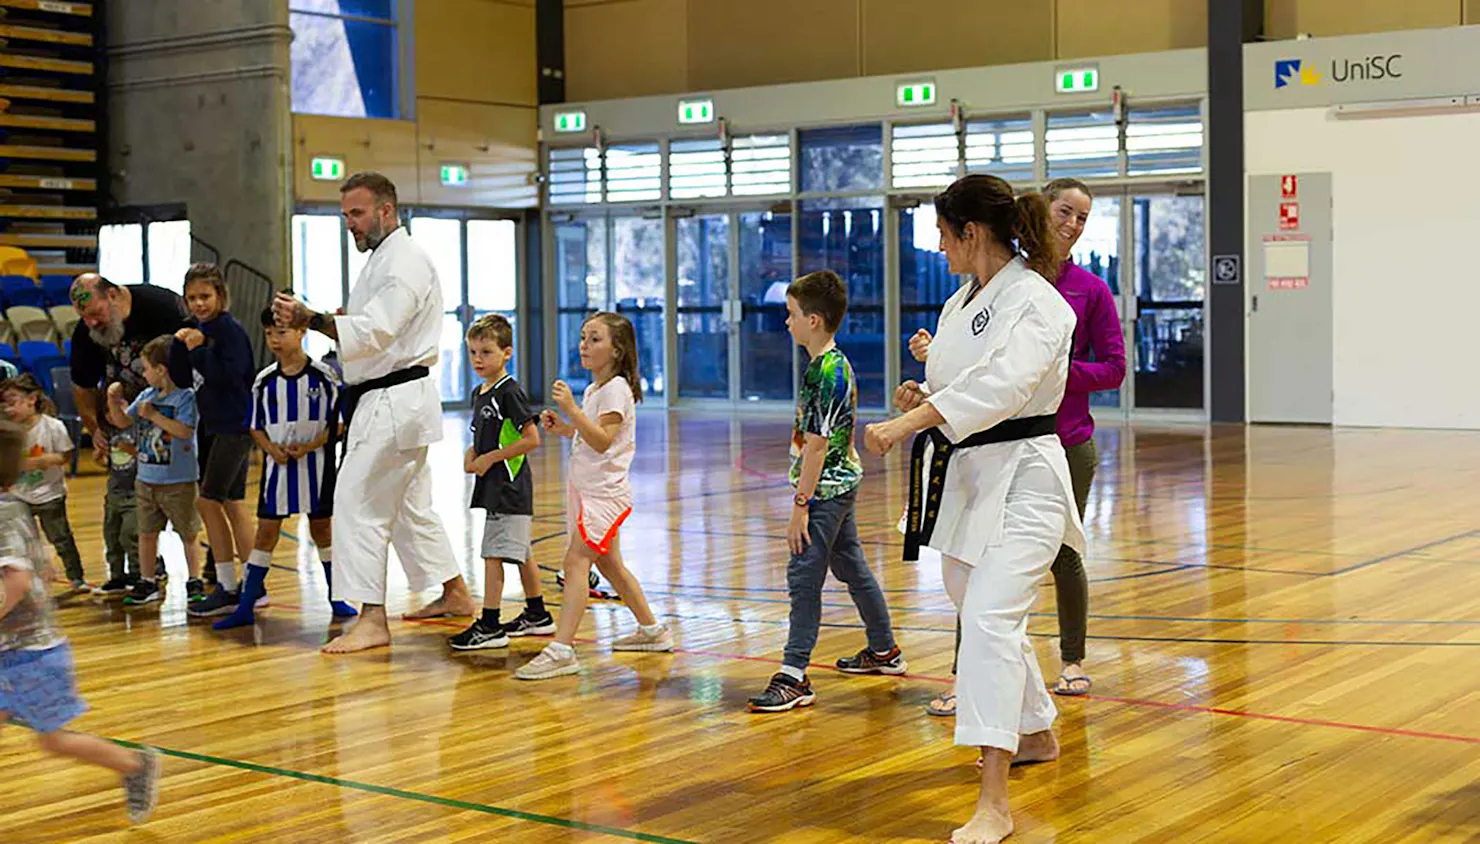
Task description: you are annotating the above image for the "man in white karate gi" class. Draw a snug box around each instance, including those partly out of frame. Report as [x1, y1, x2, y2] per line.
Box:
[272, 171, 474, 653]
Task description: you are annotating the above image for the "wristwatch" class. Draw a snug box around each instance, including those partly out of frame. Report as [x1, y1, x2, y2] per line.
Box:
[793, 492, 813, 509]
[308, 311, 326, 332]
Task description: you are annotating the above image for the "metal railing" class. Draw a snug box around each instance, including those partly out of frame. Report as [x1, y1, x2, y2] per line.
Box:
[223, 258, 276, 367]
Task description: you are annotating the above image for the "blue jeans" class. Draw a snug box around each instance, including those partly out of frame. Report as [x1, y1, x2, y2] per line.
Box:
[783, 491, 896, 671]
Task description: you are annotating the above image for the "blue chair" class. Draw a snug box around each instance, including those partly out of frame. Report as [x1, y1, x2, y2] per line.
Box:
[0, 276, 45, 309]
[41, 275, 72, 308]
[17, 340, 65, 391]
[50, 365, 81, 475]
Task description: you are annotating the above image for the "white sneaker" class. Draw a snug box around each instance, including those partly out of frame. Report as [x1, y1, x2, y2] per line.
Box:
[612, 626, 674, 652]
[514, 645, 580, 680]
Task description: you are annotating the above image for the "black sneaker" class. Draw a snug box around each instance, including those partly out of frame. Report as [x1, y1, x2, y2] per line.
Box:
[448, 618, 510, 651]
[747, 673, 816, 713]
[93, 573, 134, 597]
[187, 586, 239, 618]
[186, 578, 207, 603]
[123, 579, 161, 606]
[503, 610, 556, 637]
[123, 746, 161, 824]
[154, 557, 168, 583]
[836, 645, 909, 675]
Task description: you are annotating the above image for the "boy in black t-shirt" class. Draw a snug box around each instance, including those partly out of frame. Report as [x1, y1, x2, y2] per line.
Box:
[448, 315, 551, 651]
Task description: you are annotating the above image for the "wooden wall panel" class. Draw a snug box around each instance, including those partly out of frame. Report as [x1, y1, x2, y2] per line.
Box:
[1265, 0, 1462, 39]
[1056, 0, 1206, 59]
[293, 115, 420, 204]
[566, 0, 689, 100]
[860, 0, 1052, 76]
[415, 99, 539, 208]
[416, 0, 537, 106]
[687, 0, 859, 90]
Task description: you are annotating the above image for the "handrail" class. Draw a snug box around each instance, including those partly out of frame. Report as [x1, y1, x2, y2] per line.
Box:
[222, 257, 277, 367]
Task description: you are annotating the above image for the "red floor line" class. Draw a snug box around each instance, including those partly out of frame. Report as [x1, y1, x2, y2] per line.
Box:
[269, 606, 1480, 747]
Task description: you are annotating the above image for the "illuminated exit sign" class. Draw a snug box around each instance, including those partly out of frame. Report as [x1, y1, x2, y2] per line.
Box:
[440, 164, 469, 187]
[310, 156, 344, 181]
[553, 110, 587, 133]
[896, 81, 936, 107]
[678, 98, 714, 124]
[1056, 66, 1099, 94]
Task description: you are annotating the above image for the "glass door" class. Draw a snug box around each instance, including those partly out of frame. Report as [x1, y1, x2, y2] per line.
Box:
[798, 200, 886, 408]
[290, 213, 345, 362]
[676, 213, 730, 399]
[610, 214, 666, 400]
[468, 219, 519, 377]
[896, 201, 955, 386]
[409, 216, 468, 403]
[736, 208, 793, 402]
[553, 217, 606, 394]
[1071, 195, 1126, 414]
[1129, 193, 1205, 411]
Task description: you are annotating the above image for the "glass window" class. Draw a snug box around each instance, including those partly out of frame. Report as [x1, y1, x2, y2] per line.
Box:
[605, 142, 662, 203]
[554, 220, 606, 393]
[547, 147, 603, 205]
[738, 210, 793, 402]
[467, 219, 517, 313]
[669, 138, 726, 200]
[1132, 195, 1205, 411]
[289, 1, 399, 119]
[291, 214, 344, 312]
[438, 313, 467, 402]
[1126, 104, 1203, 176]
[730, 134, 791, 196]
[676, 214, 730, 399]
[612, 216, 665, 399]
[1046, 109, 1120, 179]
[800, 124, 883, 193]
[890, 122, 958, 190]
[799, 198, 886, 408]
[346, 227, 370, 286]
[409, 217, 463, 310]
[98, 223, 144, 287]
[965, 115, 1035, 186]
[897, 204, 956, 385]
[146, 221, 192, 294]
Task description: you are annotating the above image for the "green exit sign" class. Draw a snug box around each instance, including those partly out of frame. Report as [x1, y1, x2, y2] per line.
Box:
[1056, 67, 1099, 94]
[440, 163, 469, 187]
[896, 81, 936, 107]
[310, 156, 344, 182]
[678, 98, 714, 125]
[553, 110, 587, 133]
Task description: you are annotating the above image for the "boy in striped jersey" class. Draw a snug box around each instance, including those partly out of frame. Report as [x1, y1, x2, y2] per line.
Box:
[213, 310, 357, 630]
[448, 314, 550, 651]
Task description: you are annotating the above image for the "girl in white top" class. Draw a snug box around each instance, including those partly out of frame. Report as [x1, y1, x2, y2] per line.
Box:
[865, 174, 1083, 844]
[0, 374, 87, 590]
[516, 312, 672, 680]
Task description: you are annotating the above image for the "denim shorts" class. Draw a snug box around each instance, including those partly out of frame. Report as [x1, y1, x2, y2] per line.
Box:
[0, 642, 88, 734]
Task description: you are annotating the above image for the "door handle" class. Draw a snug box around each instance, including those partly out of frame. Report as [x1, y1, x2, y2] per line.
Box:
[1252, 295, 1259, 313]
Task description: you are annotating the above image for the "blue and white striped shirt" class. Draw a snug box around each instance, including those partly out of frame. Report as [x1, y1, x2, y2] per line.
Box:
[251, 359, 339, 516]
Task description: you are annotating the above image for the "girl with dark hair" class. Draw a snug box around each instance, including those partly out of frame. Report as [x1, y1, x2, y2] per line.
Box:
[864, 174, 1083, 844]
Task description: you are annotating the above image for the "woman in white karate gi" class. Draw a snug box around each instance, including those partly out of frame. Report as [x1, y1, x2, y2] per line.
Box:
[864, 174, 1083, 844]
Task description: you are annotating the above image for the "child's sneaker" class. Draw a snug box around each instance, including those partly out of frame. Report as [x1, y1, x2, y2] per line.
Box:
[513, 645, 580, 680]
[154, 557, 168, 582]
[123, 746, 161, 824]
[502, 610, 556, 637]
[836, 645, 908, 675]
[68, 578, 89, 593]
[122, 579, 161, 606]
[185, 578, 207, 603]
[611, 625, 673, 652]
[448, 618, 510, 651]
[93, 573, 134, 597]
[747, 673, 816, 713]
[187, 587, 238, 618]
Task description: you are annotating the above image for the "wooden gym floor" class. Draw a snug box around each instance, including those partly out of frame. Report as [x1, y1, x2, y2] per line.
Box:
[3, 412, 1478, 843]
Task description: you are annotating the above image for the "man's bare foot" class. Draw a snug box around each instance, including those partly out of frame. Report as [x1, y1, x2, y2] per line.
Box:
[404, 581, 477, 619]
[321, 619, 391, 653]
[971, 731, 1060, 769]
[951, 807, 1014, 844]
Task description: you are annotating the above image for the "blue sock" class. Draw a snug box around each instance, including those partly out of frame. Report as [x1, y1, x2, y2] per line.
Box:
[322, 561, 358, 618]
[214, 564, 268, 630]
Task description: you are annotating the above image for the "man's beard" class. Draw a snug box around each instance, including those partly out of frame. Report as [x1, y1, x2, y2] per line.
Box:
[88, 303, 126, 347]
[355, 218, 388, 253]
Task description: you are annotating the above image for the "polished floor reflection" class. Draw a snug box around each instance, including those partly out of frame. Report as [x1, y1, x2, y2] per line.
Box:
[7, 413, 1480, 842]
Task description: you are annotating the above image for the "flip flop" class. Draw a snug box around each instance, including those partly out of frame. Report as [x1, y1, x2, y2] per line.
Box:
[926, 691, 957, 716]
[1054, 674, 1093, 696]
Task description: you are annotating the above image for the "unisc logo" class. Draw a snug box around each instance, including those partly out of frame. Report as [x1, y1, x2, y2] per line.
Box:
[1276, 55, 1403, 89]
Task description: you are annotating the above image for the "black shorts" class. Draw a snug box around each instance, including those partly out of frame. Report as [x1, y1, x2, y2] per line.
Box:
[197, 432, 252, 503]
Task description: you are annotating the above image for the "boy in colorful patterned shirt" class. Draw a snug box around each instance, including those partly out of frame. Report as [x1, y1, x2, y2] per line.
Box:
[747, 270, 905, 713]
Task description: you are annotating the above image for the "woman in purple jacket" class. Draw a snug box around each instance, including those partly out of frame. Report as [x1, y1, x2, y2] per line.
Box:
[923, 177, 1125, 714]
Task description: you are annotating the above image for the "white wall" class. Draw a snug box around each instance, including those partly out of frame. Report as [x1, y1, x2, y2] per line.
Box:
[1247, 107, 1480, 430]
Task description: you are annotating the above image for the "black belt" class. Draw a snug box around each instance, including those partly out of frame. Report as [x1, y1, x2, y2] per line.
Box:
[902, 414, 1058, 561]
[329, 365, 429, 467]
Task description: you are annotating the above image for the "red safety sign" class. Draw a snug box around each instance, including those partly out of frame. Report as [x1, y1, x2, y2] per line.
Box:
[1279, 202, 1300, 231]
[1281, 175, 1298, 198]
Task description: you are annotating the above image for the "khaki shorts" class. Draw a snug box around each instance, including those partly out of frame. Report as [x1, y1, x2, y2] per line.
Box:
[136, 480, 201, 537]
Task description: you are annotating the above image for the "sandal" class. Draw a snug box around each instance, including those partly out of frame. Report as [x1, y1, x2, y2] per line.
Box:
[926, 691, 957, 716]
[1053, 673, 1093, 696]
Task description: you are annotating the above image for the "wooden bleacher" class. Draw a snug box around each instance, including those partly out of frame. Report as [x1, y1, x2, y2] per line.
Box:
[0, 0, 98, 277]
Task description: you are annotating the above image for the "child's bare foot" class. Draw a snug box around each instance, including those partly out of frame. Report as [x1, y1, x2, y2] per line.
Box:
[951, 807, 1013, 844]
[321, 619, 391, 653]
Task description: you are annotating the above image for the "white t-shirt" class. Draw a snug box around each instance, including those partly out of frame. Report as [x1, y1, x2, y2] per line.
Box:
[12, 416, 72, 506]
[568, 376, 636, 499]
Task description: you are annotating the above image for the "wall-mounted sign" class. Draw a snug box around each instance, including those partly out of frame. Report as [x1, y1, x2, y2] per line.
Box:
[554, 110, 587, 133]
[310, 156, 344, 182]
[440, 164, 470, 187]
[1055, 67, 1099, 94]
[678, 98, 714, 124]
[896, 81, 936, 107]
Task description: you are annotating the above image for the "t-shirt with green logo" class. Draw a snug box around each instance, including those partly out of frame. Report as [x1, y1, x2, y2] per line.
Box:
[469, 375, 538, 515]
[790, 346, 863, 500]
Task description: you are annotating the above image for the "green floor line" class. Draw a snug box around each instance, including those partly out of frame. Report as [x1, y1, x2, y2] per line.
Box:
[110, 739, 698, 844]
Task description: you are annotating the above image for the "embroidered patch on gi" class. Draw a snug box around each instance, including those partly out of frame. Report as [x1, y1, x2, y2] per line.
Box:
[971, 307, 990, 336]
